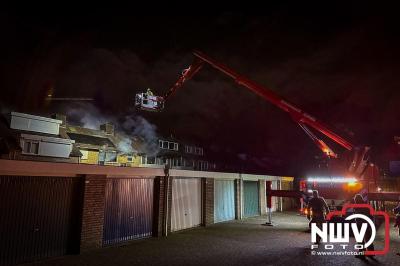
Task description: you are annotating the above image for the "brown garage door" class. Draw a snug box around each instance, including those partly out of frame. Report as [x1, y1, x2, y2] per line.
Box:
[0, 175, 83, 265]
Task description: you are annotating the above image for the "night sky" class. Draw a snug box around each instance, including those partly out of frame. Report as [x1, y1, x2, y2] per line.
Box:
[1, 5, 400, 175]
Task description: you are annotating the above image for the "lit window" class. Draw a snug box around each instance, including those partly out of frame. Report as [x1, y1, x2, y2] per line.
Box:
[80, 150, 89, 160]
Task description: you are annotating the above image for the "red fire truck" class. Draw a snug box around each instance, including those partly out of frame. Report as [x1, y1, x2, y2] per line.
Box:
[299, 176, 366, 214]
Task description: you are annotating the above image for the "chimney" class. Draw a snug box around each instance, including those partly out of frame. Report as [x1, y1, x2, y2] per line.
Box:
[52, 114, 67, 126]
[100, 122, 115, 135]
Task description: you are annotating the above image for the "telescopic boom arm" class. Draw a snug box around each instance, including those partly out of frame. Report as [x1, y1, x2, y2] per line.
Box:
[163, 51, 355, 157]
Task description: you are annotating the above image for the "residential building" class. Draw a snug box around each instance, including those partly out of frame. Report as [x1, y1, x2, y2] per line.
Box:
[66, 120, 142, 167]
[0, 112, 80, 162]
[0, 112, 214, 171]
[140, 136, 214, 171]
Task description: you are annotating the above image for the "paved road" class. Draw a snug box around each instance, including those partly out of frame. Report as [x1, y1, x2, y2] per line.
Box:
[28, 212, 400, 266]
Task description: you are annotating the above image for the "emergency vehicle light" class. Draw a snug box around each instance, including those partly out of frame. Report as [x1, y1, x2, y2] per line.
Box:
[307, 177, 357, 183]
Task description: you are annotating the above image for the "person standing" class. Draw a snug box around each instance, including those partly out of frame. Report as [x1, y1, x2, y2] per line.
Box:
[307, 190, 330, 243]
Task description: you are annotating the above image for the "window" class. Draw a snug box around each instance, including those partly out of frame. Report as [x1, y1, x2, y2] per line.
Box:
[185, 145, 194, 153]
[31, 142, 39, 154]
[80, 150, 89, 160]
[99, 151, 105, 163]
[159, 140, 179, 151]
[169, 142, 175, 150]
[127, 156, 133, 162]
[191, 147, 203, 155]
[22, 140, 39, 155]
[105, 151, 117, 162]
[23, 141, 31, 153]
[141, 155, 157, 165]
[147, 157, 155, 164]
[198, 161, 209, 171]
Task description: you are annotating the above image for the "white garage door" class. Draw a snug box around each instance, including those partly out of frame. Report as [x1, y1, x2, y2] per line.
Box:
[214, 180, 235, 223]
[171, 178, 202, 231]
[270, 180, 279, 212]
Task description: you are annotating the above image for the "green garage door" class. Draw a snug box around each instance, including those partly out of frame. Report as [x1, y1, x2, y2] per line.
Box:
[243, 181, 259, 217]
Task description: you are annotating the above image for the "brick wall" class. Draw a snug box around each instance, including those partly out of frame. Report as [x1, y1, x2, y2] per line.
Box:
[235, 179, 242, 219]
[80, 174, 107, 251]
[203, 178, 214, 226]
[153, 176, 169, 237]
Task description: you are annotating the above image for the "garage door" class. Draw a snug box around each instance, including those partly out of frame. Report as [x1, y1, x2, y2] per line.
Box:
[243, 181, 260, 217]
[270, 180, 279, 212]
[171, 178, 202, 231]
[103, 178, 154, 245]
[0, 176, 82, 266]
[214, 180, 235, 223]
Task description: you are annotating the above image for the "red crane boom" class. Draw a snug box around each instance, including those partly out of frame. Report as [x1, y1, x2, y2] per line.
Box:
[158, 51, 377, 179]
[164, 51, 354, 153]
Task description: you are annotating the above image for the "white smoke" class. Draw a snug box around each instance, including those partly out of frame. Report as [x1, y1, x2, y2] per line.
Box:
[117, 135, 134, 154]
[63, 103, 159, 156]
[65, 103, 114, 129]
[121, 115, 159, 156]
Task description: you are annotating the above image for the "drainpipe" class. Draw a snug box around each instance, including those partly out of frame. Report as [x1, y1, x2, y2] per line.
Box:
[163, 163, 170, 236]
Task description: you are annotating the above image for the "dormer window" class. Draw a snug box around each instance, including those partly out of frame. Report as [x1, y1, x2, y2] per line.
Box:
[159, 140, 178, 151]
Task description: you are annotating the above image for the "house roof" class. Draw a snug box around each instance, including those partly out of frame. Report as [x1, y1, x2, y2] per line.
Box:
[67, 132, 115, 148]
[67, 124, 151, 154]
[70, 145, 83, 157]
[67, 125, 108, 137]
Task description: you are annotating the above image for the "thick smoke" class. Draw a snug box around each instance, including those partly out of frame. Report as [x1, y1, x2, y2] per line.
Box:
[65, 103, 114, 129]
[121, 115, 159, 156]
[64, 102, 159, 156]
[115, 137, 134, 154]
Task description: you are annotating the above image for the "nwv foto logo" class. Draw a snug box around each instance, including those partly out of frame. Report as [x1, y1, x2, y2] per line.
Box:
[310, 204, 390, 256]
